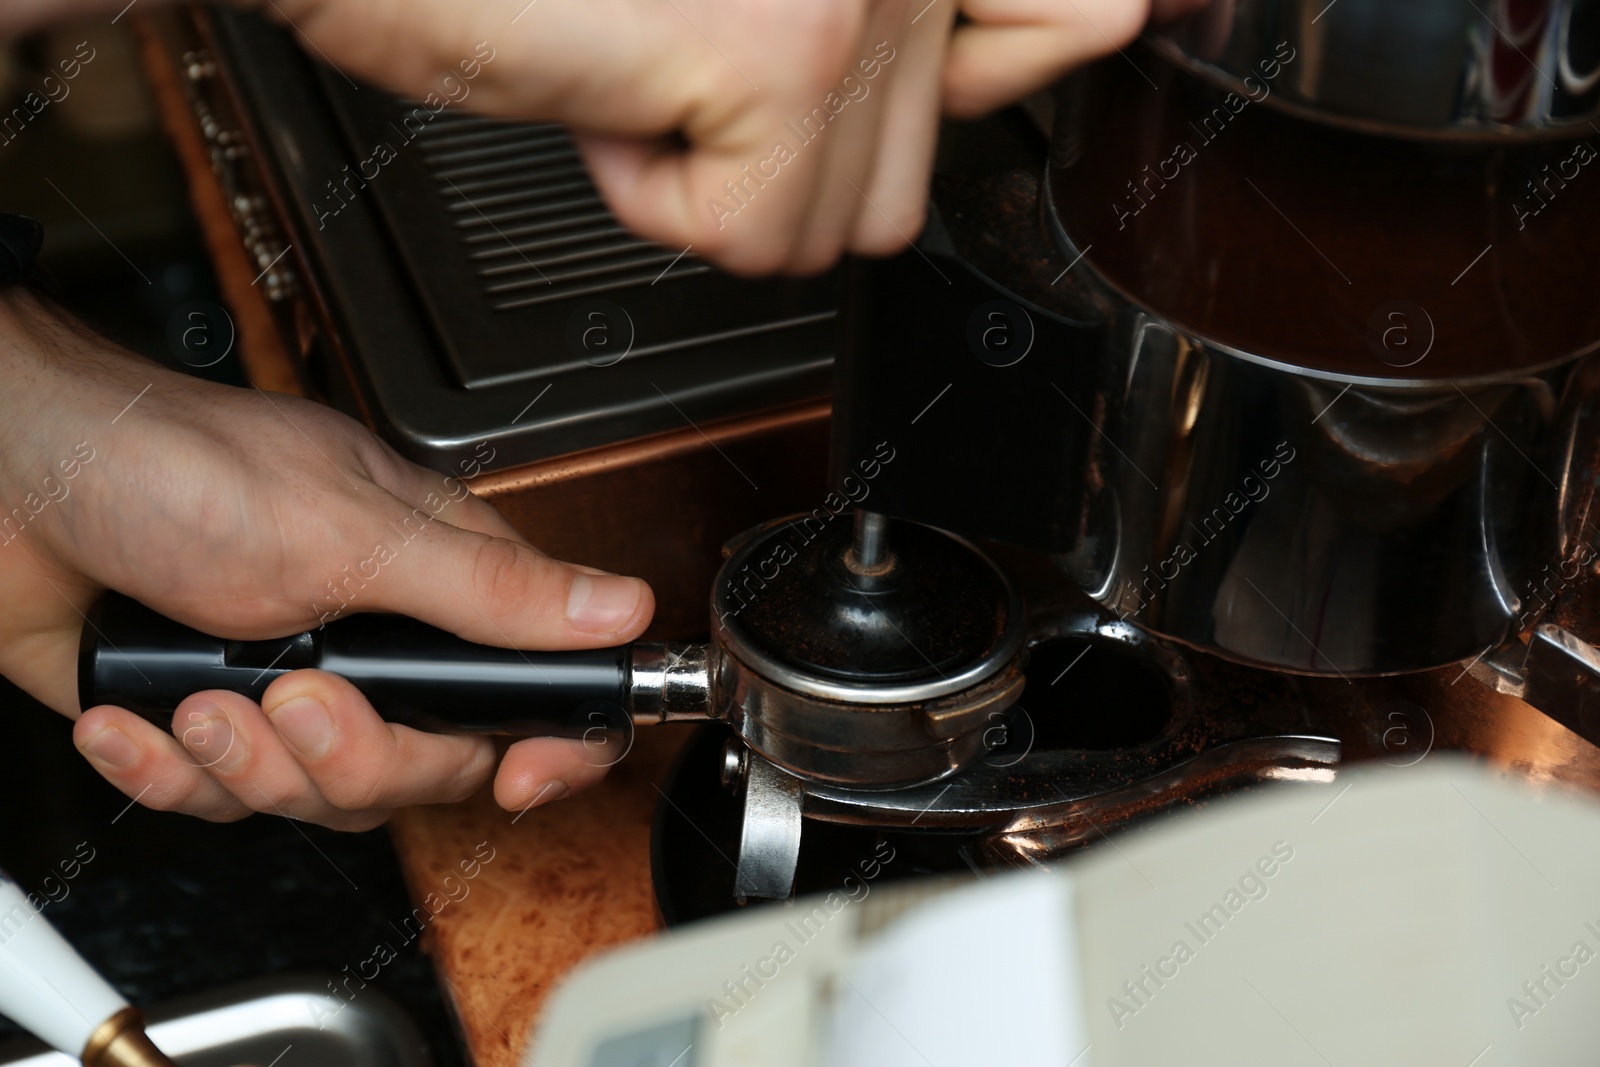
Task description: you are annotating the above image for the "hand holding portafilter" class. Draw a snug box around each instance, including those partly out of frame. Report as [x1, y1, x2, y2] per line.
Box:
[81, 512, 1030, 792]
[0, 0, 1156, 274]
[0, 870, 177, 1067]
[79, 592, 708, 743]
[0, 289, 654, 830]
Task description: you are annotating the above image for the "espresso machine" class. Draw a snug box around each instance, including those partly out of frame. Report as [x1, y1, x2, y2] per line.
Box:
[93, 0, 1600, 922]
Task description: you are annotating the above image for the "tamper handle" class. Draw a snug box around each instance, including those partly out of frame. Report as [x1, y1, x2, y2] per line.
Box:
[78, 592, 679, 737]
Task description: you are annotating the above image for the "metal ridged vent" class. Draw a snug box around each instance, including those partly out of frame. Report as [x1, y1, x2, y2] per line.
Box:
[412, 111, 710, 311]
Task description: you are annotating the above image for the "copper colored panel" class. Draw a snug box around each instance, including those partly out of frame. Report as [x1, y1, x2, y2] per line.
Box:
[473, 401, 831, 640]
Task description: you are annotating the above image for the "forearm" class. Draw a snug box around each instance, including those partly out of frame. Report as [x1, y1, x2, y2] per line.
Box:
[0, 293, 108, 712]
[0, 290, 150, 482]
[0, 293, 89, 506]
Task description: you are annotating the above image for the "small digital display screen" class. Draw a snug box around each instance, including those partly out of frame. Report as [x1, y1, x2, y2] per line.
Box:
[588, 1013, 698, 1067]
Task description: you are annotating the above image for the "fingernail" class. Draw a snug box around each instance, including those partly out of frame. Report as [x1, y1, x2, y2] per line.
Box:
[567, 574, 644, 634]
[266, 696, 335, 760]
[81, 724, 139, 769]
[524, 780, 569, 810]
[176, 703, 246, 772]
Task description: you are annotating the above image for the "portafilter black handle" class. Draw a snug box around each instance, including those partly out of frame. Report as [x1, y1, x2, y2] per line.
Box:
[78, 592, 712, 737]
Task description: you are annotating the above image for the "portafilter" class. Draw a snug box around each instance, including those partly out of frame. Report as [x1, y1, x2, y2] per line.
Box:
[78, 510, 1027, 792]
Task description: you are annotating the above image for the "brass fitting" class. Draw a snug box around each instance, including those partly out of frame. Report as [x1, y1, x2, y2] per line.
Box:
[80, 1007, 178, 1067]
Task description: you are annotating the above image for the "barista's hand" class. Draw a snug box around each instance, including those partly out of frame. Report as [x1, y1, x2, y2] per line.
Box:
[2, 0, 1155, 273]
[941, 0, 1214, 116]
[269, 0, 968, 275]
[286, 0, 1168, 272]
[943, 0, 1155, 117]
[0, 293, 653, 830]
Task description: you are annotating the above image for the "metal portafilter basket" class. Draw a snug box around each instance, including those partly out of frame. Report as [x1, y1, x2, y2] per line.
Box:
[78, 512, 1029, 795]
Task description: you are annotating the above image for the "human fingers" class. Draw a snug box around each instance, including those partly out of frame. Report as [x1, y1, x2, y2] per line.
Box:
[575, 2, 880, 274]
[74, 704, 255, 822]
[492, 736, 617, 814]
[163, 686, 393, 830]
[943, 0, 1151, 118]
[577, 114, 830, 276]
[254, 669, 498, 811]
[780, 0, 914, 272]
[362, 492, 653, 649]
[847, 0, 956, 256]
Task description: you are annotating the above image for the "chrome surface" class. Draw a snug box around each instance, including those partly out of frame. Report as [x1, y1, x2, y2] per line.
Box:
[626, 618, 1032, 789]
[733, 754, 804, 901]
[627, 560, 1033, 788]
[1518, 622, 1600, 742]
[0, 976, 432, 1067]
[719, 737, 748, 793]
[1150, 0, 1600, 138]
[801, 735, 1341, 835]
[844, 510, 893, 575]
[984, 737, 1340, 865]
[1044, 182, 1596, 674]
[788, 602, 1340, 841]
[712, 531, 1027, 706]
[713, 639, 1027, 789]
[627, 644, 715, 726]
[703, 514, 1033, 786]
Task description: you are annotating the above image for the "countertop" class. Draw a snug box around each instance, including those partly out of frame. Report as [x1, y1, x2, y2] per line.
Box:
[386, 729, 687, 1067]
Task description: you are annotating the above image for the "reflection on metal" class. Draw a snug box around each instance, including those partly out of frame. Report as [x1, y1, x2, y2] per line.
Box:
[984, 736, 1341, 866]
[0, 976, 433, 1067]
[80, 1009, 175, 1067]
[792, 606, 1339, 855]
[627, 644, 714, 726]
[711, 515, 1030, 788]
[733, 755, 804, 902]
[844, 510, 894, 575]
[1520, 623, 1600, 744]
[1047, 236, 1581, 674]
[803, 735, 1340, 838]
[1151, 0, 1600, 137]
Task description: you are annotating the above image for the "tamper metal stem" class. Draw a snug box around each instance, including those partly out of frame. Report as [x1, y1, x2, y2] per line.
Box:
[844, 509, 895, 576]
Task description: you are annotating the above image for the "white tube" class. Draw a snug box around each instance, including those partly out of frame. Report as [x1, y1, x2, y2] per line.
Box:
[0, 870, 127, 1056]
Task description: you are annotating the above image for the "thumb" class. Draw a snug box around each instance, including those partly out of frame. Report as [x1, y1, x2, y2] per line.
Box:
[577, 132, 796, 274]
[577, 133, 696, 247]
[359, 506, 654, 650]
